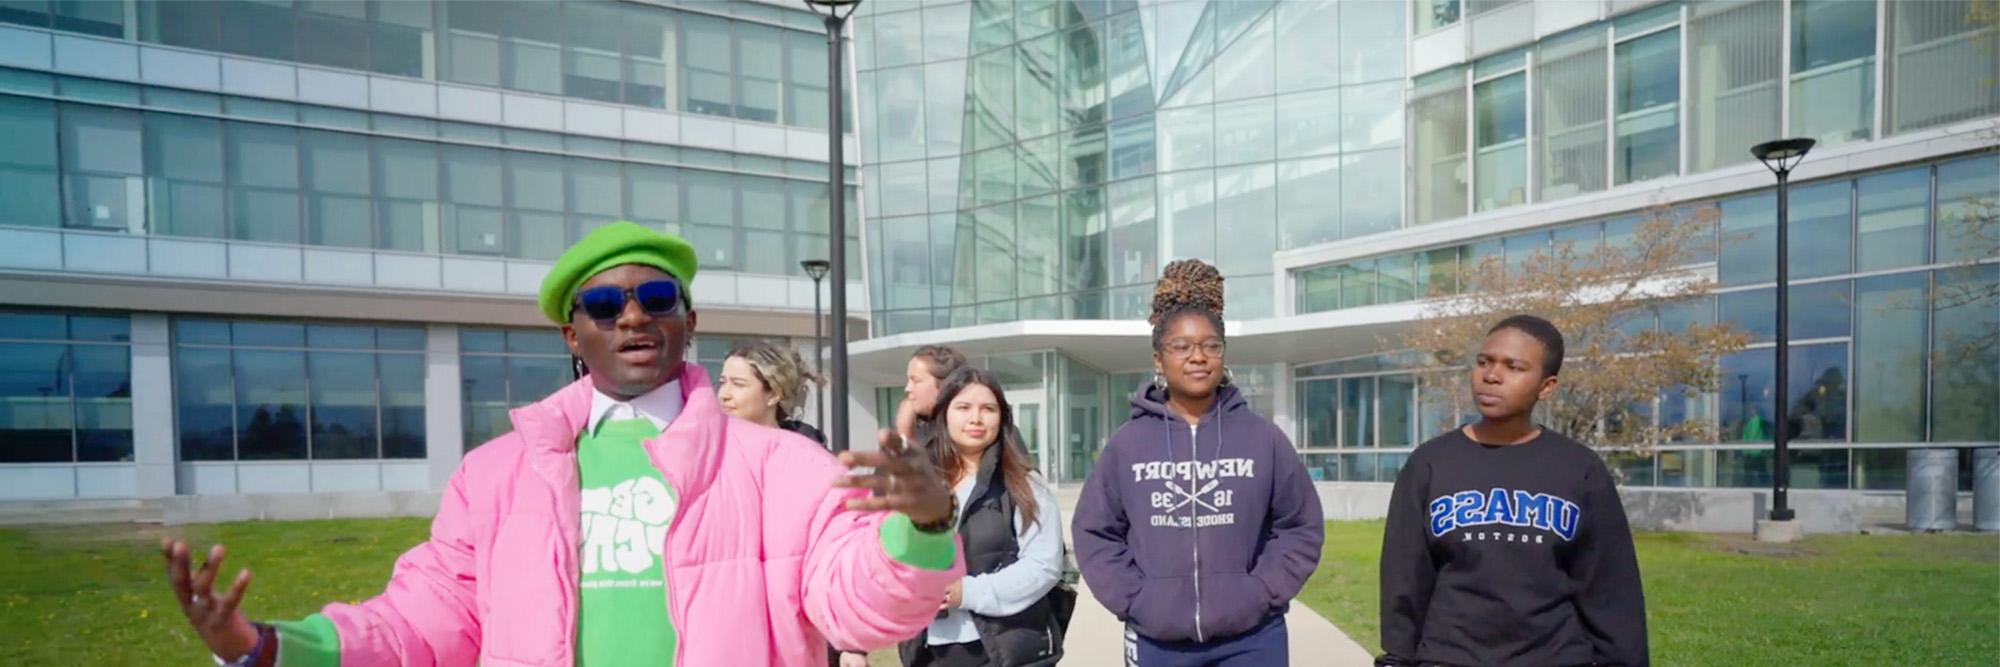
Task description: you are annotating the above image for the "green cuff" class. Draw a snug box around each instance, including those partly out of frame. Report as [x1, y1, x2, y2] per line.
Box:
[879, 513, 956, 571]
[270, 614, 341, 667]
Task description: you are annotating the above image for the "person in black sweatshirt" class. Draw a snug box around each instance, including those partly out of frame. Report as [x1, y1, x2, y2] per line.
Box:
[1074, 259, 1324, 667]
[1378, 314, 1648, 667]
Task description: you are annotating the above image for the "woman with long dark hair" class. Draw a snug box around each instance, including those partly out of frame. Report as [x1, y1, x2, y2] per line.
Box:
[1072, 259, 1324, 666]
[899, 367, 1068, 667]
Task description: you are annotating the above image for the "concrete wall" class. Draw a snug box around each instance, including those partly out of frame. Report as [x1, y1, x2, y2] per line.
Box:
[159, 491, 443, 525]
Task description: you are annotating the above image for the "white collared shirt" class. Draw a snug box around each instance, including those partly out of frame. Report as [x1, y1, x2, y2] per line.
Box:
[586, 379, 685, 435]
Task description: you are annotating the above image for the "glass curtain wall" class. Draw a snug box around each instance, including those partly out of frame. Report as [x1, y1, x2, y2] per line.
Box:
[860, 0, 1405, 333]
[1295, 153, 2000, 490]
[0, 84, 855, 279]
[0, 311, 132, 463]
[1, 1, 843, 131]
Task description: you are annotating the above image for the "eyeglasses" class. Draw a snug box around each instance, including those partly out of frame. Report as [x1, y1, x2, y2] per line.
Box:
[574, 280, 683, 322]
[1164, 339, 1225, 359]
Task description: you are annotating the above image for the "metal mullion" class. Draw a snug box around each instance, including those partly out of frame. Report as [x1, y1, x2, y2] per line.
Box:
[1871, 0, 1887, 140]
[1779, 0, 1792, 138]
[66, 341, 79, 465]
[1676, 2, 1688, 178]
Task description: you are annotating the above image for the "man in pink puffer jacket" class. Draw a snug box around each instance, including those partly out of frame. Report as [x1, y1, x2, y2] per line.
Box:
[161, 222, 964, 666]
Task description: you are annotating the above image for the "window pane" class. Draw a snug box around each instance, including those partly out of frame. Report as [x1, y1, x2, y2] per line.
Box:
[1107, 178, 1157, 287]
[1852, 448, 1906, 490]
[1856, 168, 1930, 271]
[1790, 0, 1876, 147]
[1719, 349, 1774, 444]
[1413, 69, 1468, 224]
[1018, 197, 1061, 299]
[1615, 29, 1680, 184]
[309, 351, 377, 459]
[1688, 0, 1781, 172]
[1215, 97, 1274, 166]
[1275, 0, 1339, 92]
[1161, 170, 1213, 264]
[563, 2, 623, 104]
[1659, 450, 1710, 487]
[235, 350, 308, 459]
[682, 15, 734, 117]
[1214, 165, 1276, 277]
[1718, 193, 1776, 286]
[0, 342, 71, 462]
[1342, 148, 1401, 238]
[63, 105, 143, 175]
[233, 321, 304, 348]
[1278, 157, 1340, 250]
[297, 3, 371, 72]
[1932, 265, 2000, 442]
[1380, 375, 1416, 447]
[1474, 73, 1528, 212]
[1788, 181, 1853, 279]
[227, 123, 301, 243]
[379, 354, 425, 459]
[1853, 273, 1927, 442]
[1887, 0, 2000, 134]
[622, 6, 676, 110]
[1275, 88, 1340, 160]
[1157, 104, 1212, 173]
[71, 344, 131, 462]
[221, 0, 297, 61]
[501, 2, 560, 94]
[146, 113, 224, 183]
[508, 356, 571, 407]
[141, 1, 222, 51]
[1935, 155, 1999, 264]
[1345, 81, 1404, 155]
[176, 346, 233, 461]
[1341, 377, 1376, 447]
[1784, 343, 1848, 442]
[1341, 0, 1405, 84]
[460, 354, 508, 448]
[1340, 452, 1377, 482]
[1537, 27, 1608, 200]
[304, 130, 372, 248]
[0, 97, 59, 227]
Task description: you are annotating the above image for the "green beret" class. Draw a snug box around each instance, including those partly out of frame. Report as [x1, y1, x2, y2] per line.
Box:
[538, 221, 699, 324]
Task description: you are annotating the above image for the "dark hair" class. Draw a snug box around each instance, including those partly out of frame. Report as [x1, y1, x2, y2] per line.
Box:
[924, 367, 1039, 529]
[911, 345, 968, 380]
[1149, 259, 1226, 351]
[1489, 314, 1565, 377]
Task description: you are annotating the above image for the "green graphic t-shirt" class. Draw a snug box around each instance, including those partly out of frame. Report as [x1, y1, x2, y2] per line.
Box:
[577, 418, 677, 666]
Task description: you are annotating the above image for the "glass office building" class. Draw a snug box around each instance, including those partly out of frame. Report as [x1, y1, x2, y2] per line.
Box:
[0, 0, 861, 502]
[849, 0, 1999, 494]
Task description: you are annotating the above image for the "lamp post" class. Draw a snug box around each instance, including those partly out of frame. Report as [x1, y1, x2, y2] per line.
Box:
[1751, 137, 1815, 524]
[801, 258, 831, 430]
[802, 0, 859, 452]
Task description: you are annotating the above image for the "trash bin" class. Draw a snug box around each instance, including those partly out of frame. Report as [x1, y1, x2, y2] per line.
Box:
[1906, 448, 1957, 531]
[1975, 448, 1999, 532]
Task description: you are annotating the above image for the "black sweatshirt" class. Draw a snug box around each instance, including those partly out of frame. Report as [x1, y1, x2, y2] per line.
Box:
[1378, 428, 1648, 667]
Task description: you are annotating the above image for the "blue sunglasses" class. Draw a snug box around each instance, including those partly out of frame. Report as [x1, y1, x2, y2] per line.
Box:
[574, 280, 684, 322]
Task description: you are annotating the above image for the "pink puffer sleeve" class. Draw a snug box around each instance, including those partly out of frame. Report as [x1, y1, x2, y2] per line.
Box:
[317, 466, 483, 667]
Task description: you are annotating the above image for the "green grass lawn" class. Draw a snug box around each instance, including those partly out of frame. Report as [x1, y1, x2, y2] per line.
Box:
[0, 518, 430, 665]
[1297, 520, 2000, 666]
[3, 518, 1993, 665]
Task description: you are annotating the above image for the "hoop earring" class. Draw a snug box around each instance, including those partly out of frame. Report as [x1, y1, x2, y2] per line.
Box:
[1151, 372, 1166, 391]
[1222, 367, 1235, 386]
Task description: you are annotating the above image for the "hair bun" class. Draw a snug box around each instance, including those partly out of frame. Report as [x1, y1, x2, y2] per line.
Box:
[1149, 259, 1225, 327]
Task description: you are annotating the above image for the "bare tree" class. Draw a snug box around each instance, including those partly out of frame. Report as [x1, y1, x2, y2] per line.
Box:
[1399, 204, 1749, 456]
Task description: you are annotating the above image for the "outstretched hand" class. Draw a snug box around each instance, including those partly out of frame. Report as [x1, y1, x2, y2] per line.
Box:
[832, 428, 954, 526]
[161, 538, 260, 661]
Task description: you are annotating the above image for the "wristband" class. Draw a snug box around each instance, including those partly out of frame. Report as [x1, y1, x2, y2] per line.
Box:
[212, 623, 274, 667]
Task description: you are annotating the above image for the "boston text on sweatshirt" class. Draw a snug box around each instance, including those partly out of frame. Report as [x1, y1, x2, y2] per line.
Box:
[1378, 428, 1649, 667]
[1072, 383, 1324, 644]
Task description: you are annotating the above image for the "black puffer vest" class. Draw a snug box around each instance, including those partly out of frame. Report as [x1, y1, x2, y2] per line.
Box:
[898, 444, 1064, 666]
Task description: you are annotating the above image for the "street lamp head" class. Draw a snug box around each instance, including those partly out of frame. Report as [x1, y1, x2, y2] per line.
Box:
[801, 0, 861, 19]
[1751, 138, 1816, 176]
[801, 259, 831, 281]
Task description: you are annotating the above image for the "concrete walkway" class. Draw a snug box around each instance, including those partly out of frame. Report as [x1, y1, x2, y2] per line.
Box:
[1057, 581, 1374, 666]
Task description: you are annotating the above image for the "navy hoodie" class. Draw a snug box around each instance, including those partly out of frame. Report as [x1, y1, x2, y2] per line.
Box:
[1071, 382, 1324, 644]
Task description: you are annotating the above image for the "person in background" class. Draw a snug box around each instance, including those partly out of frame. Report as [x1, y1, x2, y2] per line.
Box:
[160, 221, 963, 667]
[1073, 259, 1324, 666]
[720, 340, 828, 445]
[898, 345, 970, 444]
[899, 368, 1067, 667]
[1377, 314, 1648, 667]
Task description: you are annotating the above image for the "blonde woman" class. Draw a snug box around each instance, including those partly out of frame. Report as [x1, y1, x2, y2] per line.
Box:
[719, 341, 828, 445]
